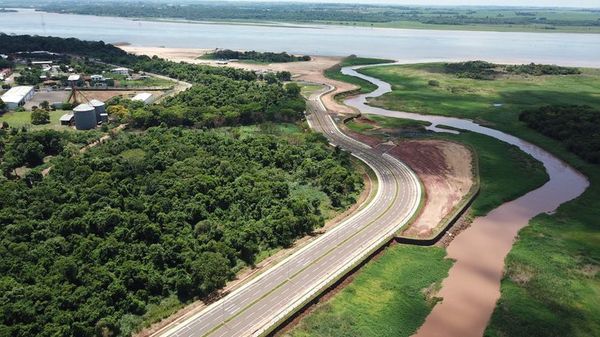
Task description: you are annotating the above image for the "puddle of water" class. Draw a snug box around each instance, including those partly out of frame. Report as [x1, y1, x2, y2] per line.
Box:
[342, 65, 589, 337]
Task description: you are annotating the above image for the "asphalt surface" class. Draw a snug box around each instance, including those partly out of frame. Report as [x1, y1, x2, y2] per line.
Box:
[159, 86, 422, 337]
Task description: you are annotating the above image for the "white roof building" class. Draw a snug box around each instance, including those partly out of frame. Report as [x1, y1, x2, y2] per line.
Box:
[112, 67, 130, 75]
[1, 86, 35, 110]
[68, 74, 81, 82]
[31, 60, 53, 65]
[132, 92, 153, 104]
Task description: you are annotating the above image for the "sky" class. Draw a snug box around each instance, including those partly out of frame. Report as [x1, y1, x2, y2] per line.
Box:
[234, 0, 600, 8]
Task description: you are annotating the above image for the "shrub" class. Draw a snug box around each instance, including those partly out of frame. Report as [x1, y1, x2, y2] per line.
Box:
[31, 109, 50, 125]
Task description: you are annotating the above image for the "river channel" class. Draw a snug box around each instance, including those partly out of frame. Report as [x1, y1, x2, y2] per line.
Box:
[342, 65, 590, 337]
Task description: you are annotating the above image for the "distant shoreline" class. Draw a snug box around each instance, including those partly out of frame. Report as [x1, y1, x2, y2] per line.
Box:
[9, 8, 600, 35]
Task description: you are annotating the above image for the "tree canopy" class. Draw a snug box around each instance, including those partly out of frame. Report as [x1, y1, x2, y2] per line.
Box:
[0, 127, 362, 336]
[520, 105, 600, 163]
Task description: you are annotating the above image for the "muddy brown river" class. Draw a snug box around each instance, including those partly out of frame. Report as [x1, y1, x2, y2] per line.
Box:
[342, 65, 590, 337]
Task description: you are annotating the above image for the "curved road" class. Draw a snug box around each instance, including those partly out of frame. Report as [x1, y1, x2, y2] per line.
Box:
[158, 85, 422, 337]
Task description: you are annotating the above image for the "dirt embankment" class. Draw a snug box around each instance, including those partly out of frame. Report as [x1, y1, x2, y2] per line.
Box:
[341, 119, 475, 238]
[390, 140, 473, 238]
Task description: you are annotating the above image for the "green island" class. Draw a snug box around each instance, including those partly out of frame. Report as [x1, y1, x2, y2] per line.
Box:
[27, 2, 600, 34]
[290, 58, 600, 337]
[0, 35, 364, 336]
[200, 49, 311, 63]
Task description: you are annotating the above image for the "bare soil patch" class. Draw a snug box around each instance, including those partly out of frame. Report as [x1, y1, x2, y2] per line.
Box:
[390, 140, 474, 238]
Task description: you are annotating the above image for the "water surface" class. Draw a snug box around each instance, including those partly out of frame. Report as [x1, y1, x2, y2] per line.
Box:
[1, 9, 600, 67]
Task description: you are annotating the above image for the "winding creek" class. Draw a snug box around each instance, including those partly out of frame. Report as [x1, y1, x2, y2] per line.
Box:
[342, 65, 590, 337]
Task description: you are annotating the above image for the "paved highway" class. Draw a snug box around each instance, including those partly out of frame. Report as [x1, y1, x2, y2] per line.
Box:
[158, 85, 422, 337]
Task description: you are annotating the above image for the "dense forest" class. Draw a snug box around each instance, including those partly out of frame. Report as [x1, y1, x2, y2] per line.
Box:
[0, 34, 364, 336]
[203, 49, 311, 63]
[442, 61, 581, 80]
[520, 105, 600, 163]
[29, 2, 600, 28]
[0, 126, 362, 336]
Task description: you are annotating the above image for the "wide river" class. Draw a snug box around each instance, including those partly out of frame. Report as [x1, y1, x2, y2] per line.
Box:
[2, 9, 600, 67]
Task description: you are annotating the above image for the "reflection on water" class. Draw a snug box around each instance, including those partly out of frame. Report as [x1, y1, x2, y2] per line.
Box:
[342, 65, 589, 337]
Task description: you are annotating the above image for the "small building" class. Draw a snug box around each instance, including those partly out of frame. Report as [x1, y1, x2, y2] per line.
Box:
[31, 60, 52, 65]
[59, 113, 74, 126]
[1, 86, 35, 110]
[132, 92, 153, 105]
[0, 68, 12, 81]
[111, 67, 130, 76]
[68, 74, 81, 82]
[90, 74, 104, 82]
[99, 113, 109, 123]
[73, 103, 97, 130]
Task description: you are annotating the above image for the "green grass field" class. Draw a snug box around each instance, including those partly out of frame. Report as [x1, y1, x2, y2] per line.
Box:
[298, 83, 324, 99]
[359, 63, 600, 143]
[0, 109, 73, 130]
[324, 56, 394, 95]
[354, 64, 600, 336]
[287, 245, 452, 337]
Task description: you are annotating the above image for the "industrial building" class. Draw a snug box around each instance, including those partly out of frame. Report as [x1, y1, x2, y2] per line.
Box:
[132, 92, 153, 105]
[1, 86, 35, 110]
[89, 99, 106, 121]
[73, 103, 97, 130]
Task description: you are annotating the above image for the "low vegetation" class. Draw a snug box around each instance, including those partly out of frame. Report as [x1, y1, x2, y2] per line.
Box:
[0, 126, 362, 336]
[359, 62, 600, 142]
[201, 49, 310, 63]
[288, 245, 452, 337]
[357, 63, 600, 337]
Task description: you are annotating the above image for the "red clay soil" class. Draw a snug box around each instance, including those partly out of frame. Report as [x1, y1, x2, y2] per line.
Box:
[389, 140, 474, 238]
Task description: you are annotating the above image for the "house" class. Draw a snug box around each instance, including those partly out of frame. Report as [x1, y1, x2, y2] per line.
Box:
[131, 92, 153, 105]
[90, 74, 104, 82]
[1, 86, 35, 110]
[0, 68, 12, 81]
[111, 67, 130, 76]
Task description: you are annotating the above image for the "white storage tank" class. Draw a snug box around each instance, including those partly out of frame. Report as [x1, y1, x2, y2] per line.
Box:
[89, 99, 106, 120]
[73, 103, 97, 130]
